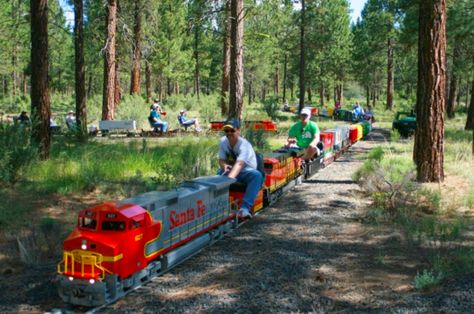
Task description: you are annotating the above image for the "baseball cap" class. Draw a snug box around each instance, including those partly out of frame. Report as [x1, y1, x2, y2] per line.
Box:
[300, 108, 311, 118]
[222, 118, 241, 131]
[179, 109, 186, 113]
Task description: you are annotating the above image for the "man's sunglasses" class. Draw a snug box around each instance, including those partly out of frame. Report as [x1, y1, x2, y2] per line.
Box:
[224, 129, 236, 133]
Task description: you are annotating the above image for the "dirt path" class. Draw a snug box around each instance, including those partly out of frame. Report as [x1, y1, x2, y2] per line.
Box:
[1, 127, 472, 313]
[100, 127, 465, 313]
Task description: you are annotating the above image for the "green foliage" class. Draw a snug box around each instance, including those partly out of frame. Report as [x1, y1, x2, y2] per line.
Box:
[262, 96, 281, 121]
[0, 124, 38, 186]
[243, 129, 270, 151]
[414, 269, 444, 290]
[116, 95, 149, 128]
[26, 137, 219, 194]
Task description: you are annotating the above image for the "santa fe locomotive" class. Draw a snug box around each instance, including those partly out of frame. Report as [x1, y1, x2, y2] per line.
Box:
[57, 121, 371, 307]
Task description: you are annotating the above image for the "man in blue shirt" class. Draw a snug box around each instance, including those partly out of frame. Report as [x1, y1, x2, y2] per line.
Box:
[177, 110, 202, 132]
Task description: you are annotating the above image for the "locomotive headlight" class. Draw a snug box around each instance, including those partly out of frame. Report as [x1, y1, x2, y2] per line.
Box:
[68, 277, 74, 281]
[89, 279, 95, 284]
[81, 240, 87, 250]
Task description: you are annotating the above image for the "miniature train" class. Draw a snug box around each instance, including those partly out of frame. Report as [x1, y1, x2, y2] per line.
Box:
[56, 121, 372, 307]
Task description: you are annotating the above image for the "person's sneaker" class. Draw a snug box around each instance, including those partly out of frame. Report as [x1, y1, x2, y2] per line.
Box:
[195, 127, 202, 132]
[238, 208, 252, 219]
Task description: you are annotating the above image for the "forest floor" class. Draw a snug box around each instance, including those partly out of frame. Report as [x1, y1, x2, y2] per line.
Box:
[0, 127, 473, 313]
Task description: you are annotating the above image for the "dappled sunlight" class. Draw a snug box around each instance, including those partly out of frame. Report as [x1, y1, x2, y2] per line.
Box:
[160, 284, 239, 301]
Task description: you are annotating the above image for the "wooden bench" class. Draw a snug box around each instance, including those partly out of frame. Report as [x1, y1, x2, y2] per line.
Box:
[99, 120, 137, 137]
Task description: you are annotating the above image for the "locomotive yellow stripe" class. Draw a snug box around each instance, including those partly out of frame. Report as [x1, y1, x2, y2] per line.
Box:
[102, 253, 123, 262]
[163, 213, 226, 244]
[64, 250, 123, 262]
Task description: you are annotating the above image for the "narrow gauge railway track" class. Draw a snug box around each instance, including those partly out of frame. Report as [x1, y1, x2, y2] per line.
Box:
[53, 122, 371, 311]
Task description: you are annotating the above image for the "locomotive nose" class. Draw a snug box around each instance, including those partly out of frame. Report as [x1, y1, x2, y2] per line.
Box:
[58, 232, 122, 281]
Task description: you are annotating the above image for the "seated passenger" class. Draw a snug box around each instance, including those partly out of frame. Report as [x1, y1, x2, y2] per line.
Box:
[364, 105, 375, 123]
[65, 111, 77, 130]
[286, 108, 320, 161]
[218, 118, 263, 219]
[149, 102, 168, 133]
[50, 116, 61, 133]
[177, 109, 202, 132]
[17, 111, 31, 125]
[352, 101, 365, 120]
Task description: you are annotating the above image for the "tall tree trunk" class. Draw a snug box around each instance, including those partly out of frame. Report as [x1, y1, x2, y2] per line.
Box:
[130, 0, 141, 95]
[366, 86, 370, 106]
[102, 0, 117, 120]
[145, 61, 151, 103]
[194, 18, 201, 98]
[87, 73, 93, 97]
[22, 72, 27, 96]
[11, 0, 19, 97]
[298, 0, 306, 113]
[220, 0, 231, 116]
[283, 53, 287, 102]
[74, 0, 87, 139]
[319, 86, 324, 107]
[159, 73, 164, 101]
[174, 81, 180, 95]
[386, 37, 394, 110]
[414, 0, 446, 182]
[446, 41, 460, 118]
[337, 83, 343, 105]
[229, 0, 244, 119]
[30, 0, 51, 160]
[12, 46, 17, 97]
[114, 61, 121, 107]
[465, 79, 470, 109]
[274, 67, 279, 98]
[248, 80, 252, 105]
[465, 70, 474, 155]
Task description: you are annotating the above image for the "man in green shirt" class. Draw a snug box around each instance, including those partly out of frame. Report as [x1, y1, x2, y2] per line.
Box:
[286, 108, 320, 160]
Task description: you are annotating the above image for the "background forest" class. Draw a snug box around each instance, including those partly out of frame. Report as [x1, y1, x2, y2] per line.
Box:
[0, 0, 471, 125]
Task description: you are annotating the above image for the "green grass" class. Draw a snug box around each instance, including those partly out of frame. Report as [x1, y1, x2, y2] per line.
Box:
[26, 137, 219, 194]
[354, 114, 474, 289]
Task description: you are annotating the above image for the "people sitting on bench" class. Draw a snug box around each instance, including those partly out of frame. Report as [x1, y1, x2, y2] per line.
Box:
[50, 116, 61, 133]
[65, 111, 77, 130]
[177, 109, 202, 132]
[148, 100, 168, 133]
[364, 105, 375, 123]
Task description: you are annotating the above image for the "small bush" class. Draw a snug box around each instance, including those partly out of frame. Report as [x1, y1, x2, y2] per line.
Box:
[243, 128, 270, 151]
[0, 124, 38, 186]
[414, 269, 443, 290]
[262, 96, 280, 120]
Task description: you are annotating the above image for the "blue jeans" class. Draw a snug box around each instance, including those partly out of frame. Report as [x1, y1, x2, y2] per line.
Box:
[220, 168, 263, 211]
[152, 121, 168, 132]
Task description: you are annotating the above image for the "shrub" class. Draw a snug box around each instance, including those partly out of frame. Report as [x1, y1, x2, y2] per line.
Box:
[414, 269, 443, 290]
[262, 96, 280, 120]
[0, 124, 38, 186]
